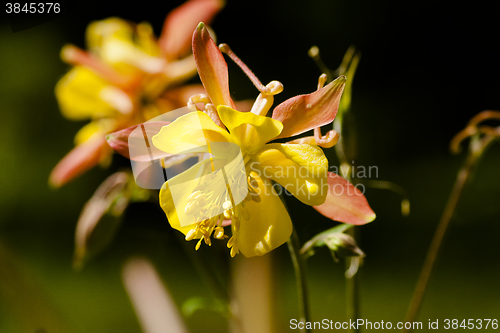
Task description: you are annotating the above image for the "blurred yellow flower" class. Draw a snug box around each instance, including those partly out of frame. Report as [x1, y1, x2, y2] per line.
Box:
[50, 0, 223, 187]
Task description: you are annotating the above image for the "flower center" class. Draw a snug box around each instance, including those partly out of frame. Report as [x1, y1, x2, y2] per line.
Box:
[182, 158, 261, 257]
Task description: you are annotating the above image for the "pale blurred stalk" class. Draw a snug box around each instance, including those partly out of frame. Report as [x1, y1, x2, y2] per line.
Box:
[229, 254, 274, 333]
[123, 257, 188, 333]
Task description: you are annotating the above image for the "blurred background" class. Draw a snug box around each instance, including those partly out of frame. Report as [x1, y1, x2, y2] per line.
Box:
[1, 0, 499, 332]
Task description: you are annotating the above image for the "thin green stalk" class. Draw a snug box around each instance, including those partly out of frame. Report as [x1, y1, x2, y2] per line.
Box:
[345, 228, 361, 333]
[335, 130, 361, 330]
[310, 46, 363, 330]
[402, 135, 495, 331]
[287, 228, 311, 333]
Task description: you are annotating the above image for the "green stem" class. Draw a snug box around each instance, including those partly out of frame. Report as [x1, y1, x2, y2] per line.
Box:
[402, 136, 495, 331]
[311, 49, 363, 330]
[335, 131, 361, 330]
[287, 228, 311, 333]
[345, 228, 361, 333]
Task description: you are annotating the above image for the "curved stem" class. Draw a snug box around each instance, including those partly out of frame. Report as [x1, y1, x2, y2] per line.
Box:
[402, 135, 495, 331]
[287, 228, 311, 333]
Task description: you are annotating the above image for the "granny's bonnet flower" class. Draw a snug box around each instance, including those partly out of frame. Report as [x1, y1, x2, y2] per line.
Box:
[50, 0, 223, 187]
[150, 23, 375, 257]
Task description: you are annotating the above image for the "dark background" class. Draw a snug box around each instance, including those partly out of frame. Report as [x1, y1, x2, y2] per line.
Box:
[1, 1, 499, 332]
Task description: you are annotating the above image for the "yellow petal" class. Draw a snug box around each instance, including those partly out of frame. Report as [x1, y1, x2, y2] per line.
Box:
[135, 22, 162, 56]
[159, 181, 198, 236]
[100, 38, 165, 74]
[159, 157, 231, 230]
[237, 171, 292, 257]
[75, 119, 116, 145]
[55, 67, 117, 120]
[86, 18, 133, 51]
[86, 18, 163, 75]
[152, 111, 231, 155]
[252, 143, 328, 206]
[87, 17, 159, 57]
[217, 105, 283, 154]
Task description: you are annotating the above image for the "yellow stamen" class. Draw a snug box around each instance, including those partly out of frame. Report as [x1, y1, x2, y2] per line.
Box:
[223, 209, 232, 219]
[214, 227, 225, 240]
[196, 195, 207, 208]
[187, 190, 202, 201]
[227, 236, 235, 248]
[185, 228, 197, 241]
[203, 235, 212, 246]
[184, 201, 197, 215]
[195, 238, 203, 251]
[222, 200, 232, 211]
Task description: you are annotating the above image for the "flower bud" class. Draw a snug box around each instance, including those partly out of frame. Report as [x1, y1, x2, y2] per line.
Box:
[325, 233, 365, 261]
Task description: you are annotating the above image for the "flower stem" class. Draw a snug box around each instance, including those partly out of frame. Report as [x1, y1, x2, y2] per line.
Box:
[334, 120, 362, 329]
[229, 255, 274, 333]
[402, 135, 495, 331]
[287, 228, 311, 333]
[345, 228, 361, 333]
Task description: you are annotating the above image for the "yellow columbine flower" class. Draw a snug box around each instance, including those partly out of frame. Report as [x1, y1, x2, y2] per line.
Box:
[153, 107, 329, 257]
[49, 0, 223, 187]
[146, 23, 375, 257]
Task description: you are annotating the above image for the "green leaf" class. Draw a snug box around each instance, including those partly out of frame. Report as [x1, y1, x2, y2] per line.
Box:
[181, 297, 228, 318]
[73, 172, 130, 269]
[300, 224, 364, 261]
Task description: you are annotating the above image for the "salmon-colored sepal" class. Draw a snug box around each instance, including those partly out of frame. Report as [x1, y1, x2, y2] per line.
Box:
[272, 76, 346, 139]
[106, 121, 171, 161]
[192, 22, 235, 109]
[159, 0, 223, 60]
[314, 172, 376, 225]
[49, 135, 109, 188]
